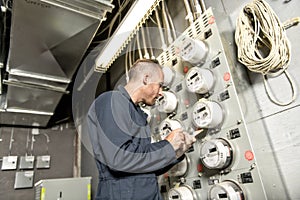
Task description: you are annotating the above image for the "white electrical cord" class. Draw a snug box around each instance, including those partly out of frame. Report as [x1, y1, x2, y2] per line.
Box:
[183, 0, 194, 25]
[145, 21, 156, 59]
[235, 0, 297, 106]
[164, 1, 177, 41]
[136, 31, 143, 59]
[140, 27, 150, 59]
[155, 6, 167, 50]
[162, 1, 173, 44]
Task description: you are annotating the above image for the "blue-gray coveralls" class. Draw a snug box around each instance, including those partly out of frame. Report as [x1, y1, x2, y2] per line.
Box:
[87, 86, 183, 200]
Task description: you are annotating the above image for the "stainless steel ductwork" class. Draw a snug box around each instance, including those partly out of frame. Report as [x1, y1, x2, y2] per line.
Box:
[0, 0, 114, 126]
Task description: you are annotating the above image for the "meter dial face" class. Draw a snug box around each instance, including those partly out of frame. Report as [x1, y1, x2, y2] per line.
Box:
[179, 38, 208, 65]
[186, 67, 214, 94]
[192, 100, 223, 128]
[157, 91, 178, 113]
[168, 185, 195, 200]
[208, 181, 245, 200]
[159, 118, 183, 139]
[200, 139, 233, 169]
[162, 66, 175, 87]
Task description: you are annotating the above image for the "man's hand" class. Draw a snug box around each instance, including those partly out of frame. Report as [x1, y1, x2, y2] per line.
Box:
[165, 128, 196, 158]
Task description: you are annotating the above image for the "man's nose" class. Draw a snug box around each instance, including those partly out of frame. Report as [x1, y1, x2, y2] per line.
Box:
[158, 88, 163, 96]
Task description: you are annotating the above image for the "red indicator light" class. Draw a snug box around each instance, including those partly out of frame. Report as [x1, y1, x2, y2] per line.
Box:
[223, 72, 230, 81]
[208, 16, 215, 24]
[197, 164, 203, 172]
[245, 150, 254, 161]
[183, 66, 189, 74]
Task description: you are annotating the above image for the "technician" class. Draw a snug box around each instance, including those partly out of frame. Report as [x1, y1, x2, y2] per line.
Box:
[87, 59, 196, 200]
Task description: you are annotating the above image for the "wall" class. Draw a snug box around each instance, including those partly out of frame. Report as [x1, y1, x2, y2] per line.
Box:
[204, 0, 300, 199]
[0, 124, 76, 200]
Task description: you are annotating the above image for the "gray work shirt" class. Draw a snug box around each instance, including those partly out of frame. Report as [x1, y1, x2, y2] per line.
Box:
[87, 85, 182, 200]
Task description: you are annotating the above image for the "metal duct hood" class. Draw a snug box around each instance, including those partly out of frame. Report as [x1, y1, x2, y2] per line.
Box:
[0, 0, 113, 127]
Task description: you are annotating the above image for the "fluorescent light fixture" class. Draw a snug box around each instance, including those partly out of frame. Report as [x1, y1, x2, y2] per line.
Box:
[95, 0, 162, 72]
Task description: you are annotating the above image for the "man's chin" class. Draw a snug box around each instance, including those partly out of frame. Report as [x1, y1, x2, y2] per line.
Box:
[144, 100, 156, 106]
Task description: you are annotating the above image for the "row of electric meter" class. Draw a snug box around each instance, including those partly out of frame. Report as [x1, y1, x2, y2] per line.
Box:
[154, 37, 246, 199]
[152, 7, 266, 199]
[168, 180, 245, 200]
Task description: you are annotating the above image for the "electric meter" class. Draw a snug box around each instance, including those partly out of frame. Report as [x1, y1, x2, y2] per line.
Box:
[159, 118, 183, 139]
[157, 91, 178, 113]
[168, 185, 197, 200]
[208, 181, 245, 200]
[185, 67, 214, 94]
[178, 37, 208, 65]
[192, 100, 223, 128]
[162, 66, 175, 87]
[168, 155, 189, 177]
[200, 138, 233, 169]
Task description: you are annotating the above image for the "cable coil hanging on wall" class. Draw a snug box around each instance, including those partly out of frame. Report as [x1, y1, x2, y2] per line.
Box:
[235, 0, 297, 106]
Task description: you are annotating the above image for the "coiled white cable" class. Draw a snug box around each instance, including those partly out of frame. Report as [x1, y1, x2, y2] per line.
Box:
[235, 0, 297, 106]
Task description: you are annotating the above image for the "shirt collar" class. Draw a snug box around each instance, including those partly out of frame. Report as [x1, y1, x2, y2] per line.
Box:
[117, 85, 132, 101]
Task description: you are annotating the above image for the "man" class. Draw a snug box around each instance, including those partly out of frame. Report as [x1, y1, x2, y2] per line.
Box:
[87, 59, 196, 200]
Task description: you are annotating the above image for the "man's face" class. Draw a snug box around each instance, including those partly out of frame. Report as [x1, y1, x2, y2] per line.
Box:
[143, 71, 164, 106]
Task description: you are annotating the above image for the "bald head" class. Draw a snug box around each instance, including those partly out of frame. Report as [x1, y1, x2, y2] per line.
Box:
[125, 59, 164, 105]
[128, 59, 163, 84]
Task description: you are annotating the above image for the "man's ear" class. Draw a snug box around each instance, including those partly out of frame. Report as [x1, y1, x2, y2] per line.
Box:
[143, 74, 149, 85]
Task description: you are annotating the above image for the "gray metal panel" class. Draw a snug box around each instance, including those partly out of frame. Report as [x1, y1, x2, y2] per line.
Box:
[4, 83, 64, 113]
[1, 0, 114, 126]
[14, 171, 34, 189]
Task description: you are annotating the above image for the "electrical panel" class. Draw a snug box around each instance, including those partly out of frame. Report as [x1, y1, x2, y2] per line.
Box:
[34, 177, 91, 200]
[150, 8, 267, 200]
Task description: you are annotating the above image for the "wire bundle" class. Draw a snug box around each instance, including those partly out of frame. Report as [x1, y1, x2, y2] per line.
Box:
[235, 0, 296, 106]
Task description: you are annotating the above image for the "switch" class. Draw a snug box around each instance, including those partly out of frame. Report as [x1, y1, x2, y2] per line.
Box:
[219, 90, 230, 101]
[172, 58, 178, 66]
[181, 112, 188, 121]
[211, 57, 220, 68]
[175, 83, 182, 92]
[229, 128, 240, 139]
[240, 172, 253, 183]
[193, 180, 202, 189]
[204, 29, 212, 39]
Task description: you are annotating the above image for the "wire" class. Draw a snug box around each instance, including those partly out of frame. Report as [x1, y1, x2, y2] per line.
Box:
[161, 1, 173, 45]
[140, 27, 150, 59]
[145, 21, 156, 59]
[164, 0, 177, 40]
[8, 127, 14, 156]
[96, 0, 133, 37]
[235, 0, 297, 106]
[155, 6, 167, 50]
[42, 133, 50, 155]
[192, 0, 202, 18]
[183, 0, 194, 25]
[136, 31, 143, 59]
[283, 17, 300, 29]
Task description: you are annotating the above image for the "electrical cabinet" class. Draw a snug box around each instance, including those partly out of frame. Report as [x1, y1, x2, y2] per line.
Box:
[34, 177, 91, 200]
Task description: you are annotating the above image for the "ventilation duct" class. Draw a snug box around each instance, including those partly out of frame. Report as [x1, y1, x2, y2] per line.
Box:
[0, 0, 113, 127]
